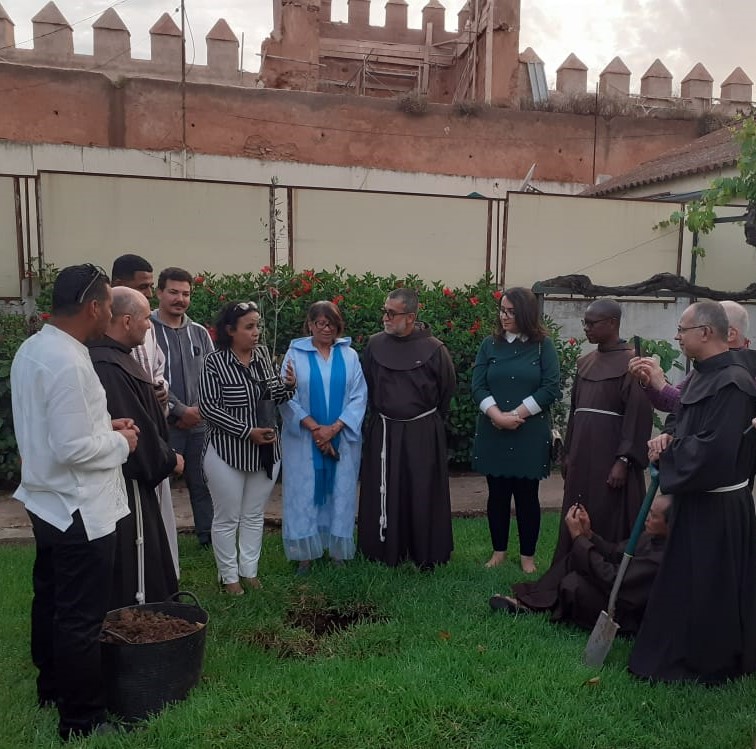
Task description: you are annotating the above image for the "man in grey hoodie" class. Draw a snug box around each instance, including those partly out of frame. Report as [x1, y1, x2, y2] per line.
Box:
[152, 267, 215, 547]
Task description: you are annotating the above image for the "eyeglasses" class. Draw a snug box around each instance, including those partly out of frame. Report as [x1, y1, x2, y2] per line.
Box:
[676, 324, 708, 335]
[75, 264, 107, 304]
[380, 308, 411, 320]
[582, 317, 612, 329]
[312, 319, 335, 330]
[235, 301, 259, 313]
[499, 307, 516, 318]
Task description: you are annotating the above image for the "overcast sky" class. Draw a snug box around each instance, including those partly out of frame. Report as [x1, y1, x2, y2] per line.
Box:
[2, 0, 754, 92]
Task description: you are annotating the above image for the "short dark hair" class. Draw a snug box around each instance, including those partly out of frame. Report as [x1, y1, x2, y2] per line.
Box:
[304, 301, 345, 336]
[157, 267, 193, 290]
[690, 300, 729, 341]
[387, 287, 419, 314]
[112, 254, 152, 281]
[214, 301, 260, 349]
[494, 286, 548, 343]
[51, 264, 110, 317]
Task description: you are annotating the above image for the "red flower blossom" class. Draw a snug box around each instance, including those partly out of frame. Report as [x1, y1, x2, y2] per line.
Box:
[219, 294, 226, 301]
[303, 269, 315, 279]
[194, 275, 204, 285]
[206, 326, 217, 342]
[332, 294, 344, 305]
[40, 312, 51, 321]
[443, 287, 455, 297]
[469, 296, 480, 306]
[260, 265, 272, 275]
[268, 286, 280, 298]
[469, 320, 481, 335]
[445, 320, 454, 329]
[492, 289, 503, 301]
[568, 337, 577, 346]
[300, 280, 312, 294]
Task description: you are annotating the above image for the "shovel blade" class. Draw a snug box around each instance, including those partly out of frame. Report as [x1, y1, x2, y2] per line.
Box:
[582, 610, 620, 668]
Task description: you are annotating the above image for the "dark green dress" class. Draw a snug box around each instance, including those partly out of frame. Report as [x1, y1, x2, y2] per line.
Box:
[471, 335, 561, 479]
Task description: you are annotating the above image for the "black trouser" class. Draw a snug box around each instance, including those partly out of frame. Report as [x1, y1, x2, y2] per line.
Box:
[169, 428, 214, 544]
[28, 510, 116, 739]
[485, 475, 541, 557]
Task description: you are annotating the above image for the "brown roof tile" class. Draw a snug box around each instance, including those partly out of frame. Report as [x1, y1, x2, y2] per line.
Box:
[581, 122, 744, 197]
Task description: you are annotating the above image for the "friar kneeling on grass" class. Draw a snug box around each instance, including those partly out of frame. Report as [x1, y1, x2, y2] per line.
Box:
[489, 495, 671, 636]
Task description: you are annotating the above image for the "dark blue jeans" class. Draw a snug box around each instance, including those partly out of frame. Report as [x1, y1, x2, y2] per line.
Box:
[28, 510, 116, 739]
[169, 428, 214, 544]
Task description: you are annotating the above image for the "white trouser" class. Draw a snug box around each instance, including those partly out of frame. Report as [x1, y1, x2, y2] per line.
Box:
[203, 443, 280, 584]
[156, 477, 180, 580]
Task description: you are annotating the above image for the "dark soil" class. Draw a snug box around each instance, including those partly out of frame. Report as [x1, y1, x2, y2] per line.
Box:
[286, 601, 382, 637]
[101, 608, 204, 645]
[245, 597, 385, 658]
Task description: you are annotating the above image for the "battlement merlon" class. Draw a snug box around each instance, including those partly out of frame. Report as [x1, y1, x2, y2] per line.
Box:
[0, 1, 251, 87]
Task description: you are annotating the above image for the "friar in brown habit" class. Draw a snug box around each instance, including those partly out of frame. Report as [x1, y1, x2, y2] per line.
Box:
[553, 299, 653, 562]
[357, 288, 456, 569]
[491, 495, 671, 635]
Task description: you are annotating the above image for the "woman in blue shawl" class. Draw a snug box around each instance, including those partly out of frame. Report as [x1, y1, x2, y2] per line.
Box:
[280, 301, 368, 574]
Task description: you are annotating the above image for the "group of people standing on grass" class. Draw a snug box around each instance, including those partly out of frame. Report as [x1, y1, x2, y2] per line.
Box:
[10, 260, 756, 739]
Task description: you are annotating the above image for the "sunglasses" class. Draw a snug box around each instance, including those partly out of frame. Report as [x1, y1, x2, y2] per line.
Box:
[312, 319, 336, 330]
[75, 264, 107, 304]
[235, 301, 259, 313]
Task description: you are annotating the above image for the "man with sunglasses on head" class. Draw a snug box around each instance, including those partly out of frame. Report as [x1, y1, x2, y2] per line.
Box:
[357, 288, 456, 569]
[152, 267, 215, 548]
[552, 299, 653, 562]
[11, 264, 138, 740]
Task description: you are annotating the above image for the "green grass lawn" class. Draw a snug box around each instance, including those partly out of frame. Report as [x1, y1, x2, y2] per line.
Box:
[1, 515, 755, 748]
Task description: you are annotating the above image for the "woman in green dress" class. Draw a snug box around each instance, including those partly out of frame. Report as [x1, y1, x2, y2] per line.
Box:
[472, 287, 561, 573]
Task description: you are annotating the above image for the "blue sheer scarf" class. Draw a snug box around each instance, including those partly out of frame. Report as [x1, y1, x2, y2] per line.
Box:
[308, 345, 346, 506]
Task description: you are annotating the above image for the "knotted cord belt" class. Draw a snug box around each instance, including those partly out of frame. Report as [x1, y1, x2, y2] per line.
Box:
[707, 480, 748, 493]
[574, 408, 622, 417]
[378, 407, 437, 542]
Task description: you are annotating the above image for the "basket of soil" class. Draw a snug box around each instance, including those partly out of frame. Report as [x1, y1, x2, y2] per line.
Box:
[101, 591, 208, 722]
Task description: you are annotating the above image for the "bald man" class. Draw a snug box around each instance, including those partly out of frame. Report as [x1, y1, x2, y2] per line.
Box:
[628, 300, 756, 413]
[88, 287, 183, 609]
[553, 299, 653, 561]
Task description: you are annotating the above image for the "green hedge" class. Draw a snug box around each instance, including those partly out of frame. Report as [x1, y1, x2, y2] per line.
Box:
[186, 267, 581, 464]
[9, 266, 583, 481]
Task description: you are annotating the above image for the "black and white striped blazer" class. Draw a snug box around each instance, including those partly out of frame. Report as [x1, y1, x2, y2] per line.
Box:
[198, 346, 293, 472]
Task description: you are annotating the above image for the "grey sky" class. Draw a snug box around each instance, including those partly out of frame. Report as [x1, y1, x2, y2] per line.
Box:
[2, 0, 753, 93]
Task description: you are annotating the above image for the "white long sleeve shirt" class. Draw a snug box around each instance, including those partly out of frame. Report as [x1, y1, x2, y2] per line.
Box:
[11, 324, 130, 540]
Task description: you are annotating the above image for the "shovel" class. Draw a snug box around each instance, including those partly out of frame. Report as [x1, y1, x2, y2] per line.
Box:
[582, 465, 660, 668]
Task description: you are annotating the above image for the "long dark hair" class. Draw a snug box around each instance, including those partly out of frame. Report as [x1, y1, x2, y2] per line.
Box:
[494, 287, 547, 343]
[213, 301, 260, 349]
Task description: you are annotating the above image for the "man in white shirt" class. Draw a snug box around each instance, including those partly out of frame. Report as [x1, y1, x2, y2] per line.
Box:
[11, 264, 138, 741]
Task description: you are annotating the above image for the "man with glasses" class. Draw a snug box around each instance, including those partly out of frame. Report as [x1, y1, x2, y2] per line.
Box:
[553, 299, 653, 562]
[628, 300, 756, 413]
[152, 267, 215, 548]
[357, 288, 456, 569]
[11, 264, 138, 739]
[630, 300, 756, 684]
[112, 254, 180, 578]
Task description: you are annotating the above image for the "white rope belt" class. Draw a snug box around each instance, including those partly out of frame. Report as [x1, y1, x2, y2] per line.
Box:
[707, 480, 749, 493]
[574, 408, 622, 417]
[378, 407, 438, 542]
[132, 480, 146, 605]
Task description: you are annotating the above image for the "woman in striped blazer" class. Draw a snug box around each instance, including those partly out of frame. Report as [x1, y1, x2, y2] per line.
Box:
[199, 301, 295, 595]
